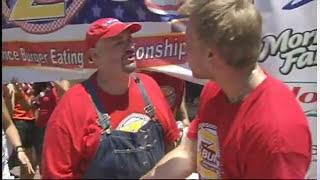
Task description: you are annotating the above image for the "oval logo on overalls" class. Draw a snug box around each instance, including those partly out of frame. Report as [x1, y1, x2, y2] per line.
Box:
[117, 113, 150, 133]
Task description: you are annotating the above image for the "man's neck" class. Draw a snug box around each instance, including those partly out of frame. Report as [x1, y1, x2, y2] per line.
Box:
[96, 71, 130, 95]
[215, 65, 266, 104]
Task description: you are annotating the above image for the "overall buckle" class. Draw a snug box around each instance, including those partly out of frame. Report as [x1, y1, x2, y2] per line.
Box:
[144, 104, 155, 118]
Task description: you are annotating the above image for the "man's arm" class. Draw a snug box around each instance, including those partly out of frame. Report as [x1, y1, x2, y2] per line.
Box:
[2, 97, 35, 174]
[165, 141, 176, 153]
[41, 100, 79, 179]
[53, 80, 70, 97]
[180, 87, 190, 126]
[3, 84, 15, 115]
[141, 137, 197, 179]
[2, 96, 21, 148]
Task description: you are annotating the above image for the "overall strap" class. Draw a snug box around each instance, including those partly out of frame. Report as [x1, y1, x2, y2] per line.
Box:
[131, 74, 156, 118]
[82, 80, 111, 132]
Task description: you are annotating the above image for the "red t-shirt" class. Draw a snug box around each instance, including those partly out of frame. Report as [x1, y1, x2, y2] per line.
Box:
[188, 74, 312, 179]
[42, 73, 179, 179]
[142, 71, 185, 114]
[12, 84, 36, 120]
[36, 86, 60, 127]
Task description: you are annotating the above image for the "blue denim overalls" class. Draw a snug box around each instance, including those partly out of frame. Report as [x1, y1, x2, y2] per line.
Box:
[82, 75, 165, 179]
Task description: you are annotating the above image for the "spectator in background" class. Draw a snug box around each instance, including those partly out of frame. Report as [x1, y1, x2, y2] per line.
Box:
[3, 82, 37, 179]
[186, 81, 203, 105]
[2, 93, 35, 179]
[32, 82, 62, 174]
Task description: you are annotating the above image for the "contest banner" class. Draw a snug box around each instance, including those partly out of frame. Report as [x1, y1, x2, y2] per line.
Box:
[2, 0, 187, 82]
[2, 34, 186, 68]
[255, 0, 317, 178]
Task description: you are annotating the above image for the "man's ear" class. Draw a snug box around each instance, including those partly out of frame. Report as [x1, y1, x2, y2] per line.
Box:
[207, 48, 215, 63]
[208, 52, 214, 59]
[89, 48, 97, 60]
[88, 48, 100, 65]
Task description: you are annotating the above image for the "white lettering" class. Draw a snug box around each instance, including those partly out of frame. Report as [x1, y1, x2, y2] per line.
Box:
[2, 50, 20, 61]
[136, 47, 145, 60]
[50, 49, 84, 68]
[164, 39, 173, 57]
[145, 46, 154, 59]
[155, 44, 163, 58]
[259, 29, 317, 75]
[178, 42, 186, 60]
[288, 33, 303, 49]
[134, 38, 186, 61]
[19, 48, 48, 63]
[280, 47, 316, 74]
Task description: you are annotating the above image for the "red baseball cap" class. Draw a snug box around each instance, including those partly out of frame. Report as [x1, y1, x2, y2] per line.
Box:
[85, 18, 141, 50]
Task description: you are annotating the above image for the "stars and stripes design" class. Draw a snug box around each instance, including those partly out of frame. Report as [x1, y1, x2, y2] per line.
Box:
[2, 0, 183, 32]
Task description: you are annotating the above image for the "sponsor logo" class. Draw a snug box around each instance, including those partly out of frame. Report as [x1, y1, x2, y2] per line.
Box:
[291, 86, 317, 104]
[258, 29, 317, 75]
[282, 0, 314, 10]
[2, 0, 86, 34]
[197, 123, 220, 179]
[117, 113, 150, 133]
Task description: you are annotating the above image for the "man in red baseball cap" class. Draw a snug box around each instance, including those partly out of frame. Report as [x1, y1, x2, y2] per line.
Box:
[41, 18, 180, 179]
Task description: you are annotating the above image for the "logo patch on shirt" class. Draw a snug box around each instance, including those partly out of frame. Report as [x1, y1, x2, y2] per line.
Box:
[197, 123, 221, 179]
[116, 113, 150, 133]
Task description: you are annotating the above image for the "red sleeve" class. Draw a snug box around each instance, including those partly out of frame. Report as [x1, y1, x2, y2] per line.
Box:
[244, 151, 311, 179]
[242, 123, 312, 179]
[154, 83, 180, 143]
[41, 99, 80, 179]
[187, 118, 200, 140]
[159, 102, 180, 143]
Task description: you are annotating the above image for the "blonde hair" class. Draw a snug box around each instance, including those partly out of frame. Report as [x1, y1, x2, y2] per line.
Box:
[179, 0, 262, 68]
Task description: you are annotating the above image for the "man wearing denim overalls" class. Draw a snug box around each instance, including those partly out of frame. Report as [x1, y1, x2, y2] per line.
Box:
[41, 18, 180, 179]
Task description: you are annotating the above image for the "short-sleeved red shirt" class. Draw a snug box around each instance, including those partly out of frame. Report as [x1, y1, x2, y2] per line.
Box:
[11, 84, 36, 120]
[188, 74, 312, 179]
[42, 73, 179, 179]
[36, 85, 60, 127]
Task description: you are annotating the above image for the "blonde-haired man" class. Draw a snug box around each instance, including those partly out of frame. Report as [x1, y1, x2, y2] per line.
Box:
[142, 0, 311, 179]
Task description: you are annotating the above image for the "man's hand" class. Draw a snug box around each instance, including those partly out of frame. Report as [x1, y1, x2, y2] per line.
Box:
[141, 137, 197, 179]
[6, 83, 16, 96]
[17, 151, 35, 175]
